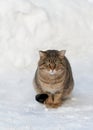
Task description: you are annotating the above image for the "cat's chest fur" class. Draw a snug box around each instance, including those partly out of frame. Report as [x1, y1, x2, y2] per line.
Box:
[38, 72, 65, 94]
[40, 82, 63, 94]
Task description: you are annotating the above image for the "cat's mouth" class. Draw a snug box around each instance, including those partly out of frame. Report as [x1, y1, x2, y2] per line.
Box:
[49, 70, 56, 75]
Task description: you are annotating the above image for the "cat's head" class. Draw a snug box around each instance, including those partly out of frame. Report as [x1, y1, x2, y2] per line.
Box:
[38, 50, 66, 75]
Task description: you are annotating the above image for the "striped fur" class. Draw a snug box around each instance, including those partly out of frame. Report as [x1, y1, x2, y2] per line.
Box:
[34, 50, 74, 108]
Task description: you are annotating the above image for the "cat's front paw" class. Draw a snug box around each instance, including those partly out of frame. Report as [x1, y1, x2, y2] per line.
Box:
[45, 102, 62, 108]
[44, 96, 62, 108]
[44, 95, 53, 107]
[51, 102, 62, 108]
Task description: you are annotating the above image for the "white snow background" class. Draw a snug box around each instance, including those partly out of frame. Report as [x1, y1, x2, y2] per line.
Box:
[0, 0, 93, 129]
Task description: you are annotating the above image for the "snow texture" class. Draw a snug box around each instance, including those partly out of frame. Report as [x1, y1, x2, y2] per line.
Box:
[0, 0, 93, 129]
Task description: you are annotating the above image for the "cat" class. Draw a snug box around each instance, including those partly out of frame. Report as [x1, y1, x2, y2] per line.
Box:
[34, 50, 74, 108]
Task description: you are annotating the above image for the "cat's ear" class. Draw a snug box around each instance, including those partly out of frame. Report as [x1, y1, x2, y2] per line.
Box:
[59, 50, 66, 58]
[39, 51, 46, 59]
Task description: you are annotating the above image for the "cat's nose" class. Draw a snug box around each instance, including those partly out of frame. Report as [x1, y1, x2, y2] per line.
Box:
[50, 64, 55, 70]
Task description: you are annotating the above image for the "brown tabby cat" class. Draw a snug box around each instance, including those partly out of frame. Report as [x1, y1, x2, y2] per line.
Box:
[34, 50, 74, 108]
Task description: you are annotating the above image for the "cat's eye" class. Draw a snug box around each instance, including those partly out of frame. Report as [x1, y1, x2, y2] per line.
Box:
[41, 62, 45, 65]
[39, 64, 46, 69]
[45, 61, 50, 66]
[55, 62, 60, 66]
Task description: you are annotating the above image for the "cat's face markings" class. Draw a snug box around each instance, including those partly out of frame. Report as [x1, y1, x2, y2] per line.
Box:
[38, 50, 66, 74]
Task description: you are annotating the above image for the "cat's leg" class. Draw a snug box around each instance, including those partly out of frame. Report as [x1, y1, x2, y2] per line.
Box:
[44, 93, 54, 108]
[52, 92, 63, 108]
[44, 92, 63, 108]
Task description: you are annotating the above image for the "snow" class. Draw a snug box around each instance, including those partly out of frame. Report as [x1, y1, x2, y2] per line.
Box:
[0, 0, 93, 129]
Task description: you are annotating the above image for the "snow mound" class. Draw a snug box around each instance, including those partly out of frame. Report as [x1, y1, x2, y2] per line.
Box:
[0, 0, 54, 70]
